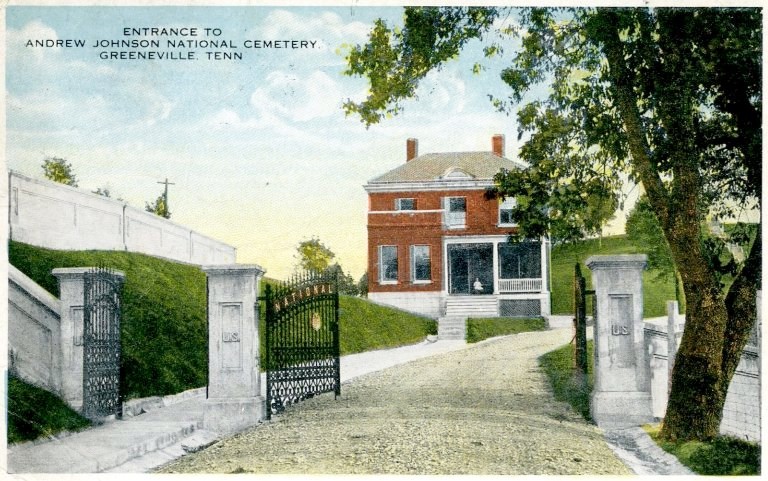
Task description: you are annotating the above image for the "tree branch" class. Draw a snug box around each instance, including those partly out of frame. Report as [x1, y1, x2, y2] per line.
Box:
[597, 10, 670, 226]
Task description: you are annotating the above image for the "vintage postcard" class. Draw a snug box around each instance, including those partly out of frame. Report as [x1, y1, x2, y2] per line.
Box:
[3, 1, 762, 476]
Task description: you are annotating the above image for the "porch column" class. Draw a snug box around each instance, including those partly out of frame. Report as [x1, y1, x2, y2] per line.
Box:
[203, 264, 266, 435]
[586, 254, 653, 428]
[540, 238, 552, 315]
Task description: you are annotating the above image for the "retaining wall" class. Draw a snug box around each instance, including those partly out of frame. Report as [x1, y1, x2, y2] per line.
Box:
[8, 265, 62, 393]
[9, 171, 236, 265]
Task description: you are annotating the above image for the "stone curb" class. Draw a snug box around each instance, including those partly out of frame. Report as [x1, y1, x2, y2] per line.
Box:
[603, 427, 695, 475]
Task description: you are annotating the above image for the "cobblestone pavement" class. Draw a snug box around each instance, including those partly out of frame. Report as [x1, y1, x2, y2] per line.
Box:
[158, 329, 632, 475]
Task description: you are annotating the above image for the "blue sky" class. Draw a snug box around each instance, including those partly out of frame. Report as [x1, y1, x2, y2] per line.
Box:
[5, 4, 609, 279]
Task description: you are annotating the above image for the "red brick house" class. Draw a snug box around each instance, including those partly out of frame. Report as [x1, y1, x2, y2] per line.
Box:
[365, 135, 551, 319]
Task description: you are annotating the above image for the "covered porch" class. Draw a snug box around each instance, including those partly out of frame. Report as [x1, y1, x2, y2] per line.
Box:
[443, 238, 547, 295]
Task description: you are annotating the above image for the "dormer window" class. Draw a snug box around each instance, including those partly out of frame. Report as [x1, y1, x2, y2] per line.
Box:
[395, 198, 416, 211]
[499, 197, 517, 226]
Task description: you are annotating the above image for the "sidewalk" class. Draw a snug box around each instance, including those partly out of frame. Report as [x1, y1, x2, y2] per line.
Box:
[6, 338, 469, 474]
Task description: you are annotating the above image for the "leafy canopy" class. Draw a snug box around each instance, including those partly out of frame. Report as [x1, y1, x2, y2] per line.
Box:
[42, 157, 78, 187]
[344, 7, 760, 244]
[295, 236, 336, 273]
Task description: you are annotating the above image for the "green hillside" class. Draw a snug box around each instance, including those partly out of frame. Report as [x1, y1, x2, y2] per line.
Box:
[10, 241, 208, 400]
[550, 235, 681, 317]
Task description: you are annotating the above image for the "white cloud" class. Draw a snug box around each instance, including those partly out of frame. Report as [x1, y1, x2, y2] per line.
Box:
[250, 69, 343, 123]
[7, 20, 60, 61]
[260, 9, 370, 46]
[416, 71, 467, 115]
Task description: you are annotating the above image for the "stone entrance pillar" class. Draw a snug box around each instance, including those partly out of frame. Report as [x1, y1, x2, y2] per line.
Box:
[52, 267, 125, 411]
[202, 264, 266, 435]
[586, 255, 654, 428]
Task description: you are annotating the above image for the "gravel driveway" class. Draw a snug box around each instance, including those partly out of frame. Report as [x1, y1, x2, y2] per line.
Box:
[158, 329, 631, 475]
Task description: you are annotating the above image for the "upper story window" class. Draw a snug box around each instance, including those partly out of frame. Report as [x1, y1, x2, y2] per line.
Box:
[499, 197, 517, 226]
[395, 198, 416, 211]
[378, 245, 398, 284]
[443, 197, 466, 229]
[410, 245, 431, 283]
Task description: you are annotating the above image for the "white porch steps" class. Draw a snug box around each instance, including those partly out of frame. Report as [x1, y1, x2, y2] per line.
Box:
[438, 316, 467, 341]
[444, 295, 498, 318]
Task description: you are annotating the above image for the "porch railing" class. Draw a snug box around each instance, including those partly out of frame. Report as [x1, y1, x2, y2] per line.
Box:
[498, 278, 542, 293]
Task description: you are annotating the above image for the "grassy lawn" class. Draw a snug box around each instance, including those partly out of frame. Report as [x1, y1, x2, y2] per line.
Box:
[8, 376, 92, 444]
[644, 424, 760, 475]
[466, 317, 546, 343]
[551, 236, 682, 317]
[538, 340, 594, 421]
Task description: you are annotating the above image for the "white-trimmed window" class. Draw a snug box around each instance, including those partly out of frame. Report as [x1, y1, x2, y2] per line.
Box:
[378, 246, 398, 283]
[395, 198, 416, 211]
[499, 197, 517, 226]
[410, 245, 431, 283]
[443, 197, 466, 228]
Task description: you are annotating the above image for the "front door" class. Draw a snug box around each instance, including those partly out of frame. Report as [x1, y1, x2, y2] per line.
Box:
[447, 243, 493, 295]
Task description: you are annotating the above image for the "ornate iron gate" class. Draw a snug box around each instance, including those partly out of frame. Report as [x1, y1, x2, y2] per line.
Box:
[264, 271, 340, 419]
[83, 266, 123, 420]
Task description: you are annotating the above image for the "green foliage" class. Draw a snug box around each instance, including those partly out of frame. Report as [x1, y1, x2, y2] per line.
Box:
[93, 186, 112, 198]
[324, 263, 360, 296]
[9, 241, 206, 399]
[343, 7, 499, 126]
[7, 375, 91, 444]
[625, 196, 674, 276]
[466, 317, 546, 343]
[42, 156, 78, 186]
[145, 193, 171, 219]
[295, 237, 335, 273]
[550, 235, 682, 317]
[539, 340, 594, 421]
[358, 271, 369, 297]
[644, 425, 760, 475]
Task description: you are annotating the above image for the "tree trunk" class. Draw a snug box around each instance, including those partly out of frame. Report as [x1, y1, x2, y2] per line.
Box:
[597, 10, 760, 441]
[660, 280, 728, 440]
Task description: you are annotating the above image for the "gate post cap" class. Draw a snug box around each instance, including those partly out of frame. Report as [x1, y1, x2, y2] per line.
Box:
[52, 267, 125, 279]
[202, 264, 265, 277]
[585, 254, 647, 270]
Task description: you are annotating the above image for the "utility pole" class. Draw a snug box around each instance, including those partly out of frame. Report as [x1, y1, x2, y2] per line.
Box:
[157, 177, 175, 214]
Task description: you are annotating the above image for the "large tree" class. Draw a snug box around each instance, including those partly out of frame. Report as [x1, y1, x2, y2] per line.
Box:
[344, 7, 761, 441]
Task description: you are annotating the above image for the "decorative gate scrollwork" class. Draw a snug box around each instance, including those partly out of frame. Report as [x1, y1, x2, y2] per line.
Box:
[83, 266, 123, 420]
[264, 271, 340, 419]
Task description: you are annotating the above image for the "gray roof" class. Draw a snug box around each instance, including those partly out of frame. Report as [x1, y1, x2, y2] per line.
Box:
[369, 151, 526, 183]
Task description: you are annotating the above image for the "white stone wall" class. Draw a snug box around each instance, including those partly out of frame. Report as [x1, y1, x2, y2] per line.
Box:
[9, 171, 236, 265]
[8, 265, 62, 393]
[643, 304, 761, 442]
[720, 347, 760, 442]
[367, 291, 442, 318]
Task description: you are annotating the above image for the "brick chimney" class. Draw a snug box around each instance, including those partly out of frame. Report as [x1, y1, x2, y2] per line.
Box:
[406, 138, 418, 162]
[492, 134, 505, 157]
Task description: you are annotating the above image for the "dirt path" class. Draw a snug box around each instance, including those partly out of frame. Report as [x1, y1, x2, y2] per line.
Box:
[158, 329, 631, 475]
